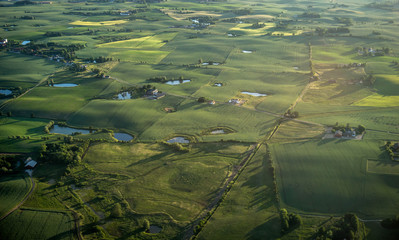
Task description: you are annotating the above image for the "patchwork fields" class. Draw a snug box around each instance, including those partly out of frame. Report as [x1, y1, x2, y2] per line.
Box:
[0, 0, 399, 239]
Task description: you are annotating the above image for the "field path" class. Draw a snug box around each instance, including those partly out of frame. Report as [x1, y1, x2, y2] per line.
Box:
[0, 173, 35, 221]
[182, 144, 259, 240]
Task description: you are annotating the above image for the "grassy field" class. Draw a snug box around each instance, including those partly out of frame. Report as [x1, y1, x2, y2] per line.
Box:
[0, 53, 61, 89]
[1, 0, 399, 238]
[0, 208, 75, 240]
[272, 140, 399, 218]
[0, 174, 32, 218]
[197, 144, 280, 240]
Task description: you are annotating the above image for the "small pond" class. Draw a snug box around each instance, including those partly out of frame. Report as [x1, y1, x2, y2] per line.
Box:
[114, 133, 134, 141]
[116, 91, 131, 100]
[227, 33, 233, 37]
[53, 83, 78, 88]
[293, 67, 299, 70]
[165, 80, 191, 85]
[22, 41, 31, 45]
[242, 50, 252, 53]
[211, 130, 225, 134]
[149, 225, 162, 234]
[202, 62, 220, 66]
[241, 91, 267, 97]
[50, 125, 91, 135]
[0, 89, 12, 95]
[214, 83, 222, 87]
[167, 137, 190, 144]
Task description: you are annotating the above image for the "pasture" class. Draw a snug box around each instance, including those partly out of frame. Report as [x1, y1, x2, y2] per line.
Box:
[271, 140, 399, 218]
[0, 0, 399, 238]
[0, 174, 32, 218]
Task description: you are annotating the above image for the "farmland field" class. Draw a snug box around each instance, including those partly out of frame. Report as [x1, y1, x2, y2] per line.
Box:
[271, 140, 399, 218]
[1, 0, 399, 238]
[0, 174, 32, 218]
[0, 209, 75, 240]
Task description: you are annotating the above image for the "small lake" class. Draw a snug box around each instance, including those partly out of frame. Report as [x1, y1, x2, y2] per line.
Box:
[211, 130, 225, 134]
[50, 125, 91, 135]
[242, 50, 252, 53]
[167, 137, 189, 144]
[241, 91, 267, 97]
[165, 80, 191, 85]
[114, 133, 134, 141]
[0, 89, 12, 95]
[22, 41, 31, 45]
[53, 83, 78, 88]
[116, 91, 131, 100]
[214, 83, 222, 87]
[149, 225, 162, 234]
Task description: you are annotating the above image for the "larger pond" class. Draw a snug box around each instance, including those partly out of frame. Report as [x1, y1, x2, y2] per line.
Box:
[165, 80, 191, 85]
[114, 133, 134, 141]
[22, 41, 31, 45]
[0, 89, 12, 95]
[50, 125, 91, 135]
[241, 91, 267, 97]
[167, 137, 189, 144]
[53, 83, 78, 88]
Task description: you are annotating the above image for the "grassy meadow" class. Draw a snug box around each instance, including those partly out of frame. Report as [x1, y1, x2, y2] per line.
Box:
[0, 0, 399, 239]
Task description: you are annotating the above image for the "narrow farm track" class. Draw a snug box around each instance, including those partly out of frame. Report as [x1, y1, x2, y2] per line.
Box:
[297, 212, 382, 223]
[0, 174, 35, 222]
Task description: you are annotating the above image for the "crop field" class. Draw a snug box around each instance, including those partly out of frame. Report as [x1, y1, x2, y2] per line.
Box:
[1, 0, 399, 238]
[0, 209, 75, 240]
[0, 174, 32, 218]
[271, 140, 399, 218]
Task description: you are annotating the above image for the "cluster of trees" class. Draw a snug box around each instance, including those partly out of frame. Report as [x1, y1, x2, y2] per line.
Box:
[334, 17, 353, 26]
[8, 135, 31, 140]
[315, 213, 366, 240]
[251, 22, 266, 29]
[165, 142, 190, 152]
[7, 42, 85, 61]
[189, 16, 218, 24]
[385, 141, 399, 161]
[315, 27, 350, 36]
[147, 76, 184, 83]
[332, 123, 365, 134]
[0, 155, 21, 174]
[40, 142, 89, 165]
[300, 12, 320, 18]
[284, 109, 299, 118]
[280, 208, 302, 234]
[44, 120, 54, 134]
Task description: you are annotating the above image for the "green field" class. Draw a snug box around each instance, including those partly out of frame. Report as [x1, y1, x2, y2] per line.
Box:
[272, 140, 399, 218]
[0, 174, 32, 218]
[0, 209, 75, 240]
[1, 0, 399, 238]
